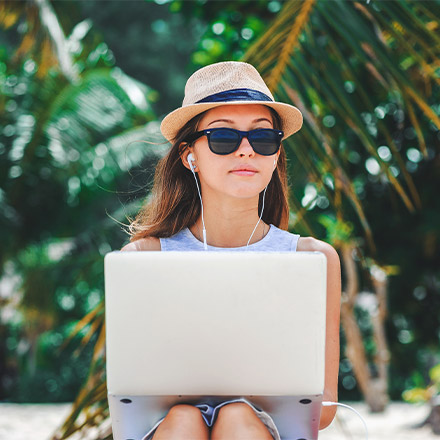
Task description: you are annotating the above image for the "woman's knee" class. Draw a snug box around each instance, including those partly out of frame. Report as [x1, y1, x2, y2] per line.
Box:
[216, 402, 258, 421]
[153, 404, 208, 439]
[212, 403, 273, 439]
[166, 404, 203, 422]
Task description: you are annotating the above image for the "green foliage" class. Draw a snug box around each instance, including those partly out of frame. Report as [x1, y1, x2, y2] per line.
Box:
[7, 324, 94, 403]
[176, 0, 274, 66]
[403, 363, 440, 404]
[74, 0, 204, 116]
[0, 0, 162, 403]
[318, 215, 354, 247]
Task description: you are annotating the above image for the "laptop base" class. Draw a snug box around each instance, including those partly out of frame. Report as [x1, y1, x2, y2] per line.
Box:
[108, 393, 323, 440]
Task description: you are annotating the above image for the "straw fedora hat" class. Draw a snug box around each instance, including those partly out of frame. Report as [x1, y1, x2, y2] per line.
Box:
[160, 61, 303, 142]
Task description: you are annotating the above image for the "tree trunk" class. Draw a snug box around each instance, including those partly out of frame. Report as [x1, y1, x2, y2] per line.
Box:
[339, 244, 390, 412]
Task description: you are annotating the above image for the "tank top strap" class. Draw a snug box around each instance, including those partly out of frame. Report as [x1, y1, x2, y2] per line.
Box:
[264, 225, 299, 252]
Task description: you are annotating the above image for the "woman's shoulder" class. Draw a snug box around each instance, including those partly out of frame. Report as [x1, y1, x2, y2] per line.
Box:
[297, 236, 340, 264]
[121, 236, 161, 252]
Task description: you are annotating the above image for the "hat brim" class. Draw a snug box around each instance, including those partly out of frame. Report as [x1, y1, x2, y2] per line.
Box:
[160, 101, 303, 143]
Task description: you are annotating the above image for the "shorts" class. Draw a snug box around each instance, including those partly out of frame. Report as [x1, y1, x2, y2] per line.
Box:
[141, 398, 281, 440]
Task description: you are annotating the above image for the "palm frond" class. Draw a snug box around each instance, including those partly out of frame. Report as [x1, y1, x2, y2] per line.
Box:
[54, 314, 108, 440]
[266, 0, 316, 91]
[60, 302, 104, 351]
[243, 0, 440, 248]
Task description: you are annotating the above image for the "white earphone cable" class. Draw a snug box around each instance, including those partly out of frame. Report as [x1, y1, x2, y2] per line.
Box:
[322, 401, 368, 440]
[189, 155, 270, 250]
[246, 185, 268, 247]
[189, 164, 208, 250]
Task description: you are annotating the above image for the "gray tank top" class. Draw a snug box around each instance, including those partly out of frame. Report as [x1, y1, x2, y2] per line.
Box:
[160, 225, 300, 252]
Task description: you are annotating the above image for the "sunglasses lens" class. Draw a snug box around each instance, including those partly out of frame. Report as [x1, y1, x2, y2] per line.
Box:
[249, 130, 281, 155]
[206, 128, 282, 155]
[208, 129, 240, 155]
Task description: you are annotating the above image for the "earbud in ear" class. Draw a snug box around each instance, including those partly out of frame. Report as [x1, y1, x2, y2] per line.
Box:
[273, 159, 277, 170]
[187, 153, 196, 171]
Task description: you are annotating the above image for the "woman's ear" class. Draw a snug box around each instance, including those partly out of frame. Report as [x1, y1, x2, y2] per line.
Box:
[181, 146, 196, 171]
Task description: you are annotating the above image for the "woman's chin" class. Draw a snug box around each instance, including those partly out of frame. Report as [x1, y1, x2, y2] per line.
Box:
[202, 180, 268, 200]
[228, 186, 267, 199]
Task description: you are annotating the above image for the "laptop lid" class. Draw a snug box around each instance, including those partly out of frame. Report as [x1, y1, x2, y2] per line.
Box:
[105, 251, 327, 397]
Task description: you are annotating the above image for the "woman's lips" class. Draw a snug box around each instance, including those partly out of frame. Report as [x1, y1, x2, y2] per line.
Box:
[230, 170, 257, 176]
[229, 165, 258, 176]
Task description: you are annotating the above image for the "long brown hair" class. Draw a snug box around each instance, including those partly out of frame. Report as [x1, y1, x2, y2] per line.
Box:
[129, 107, 290, 241]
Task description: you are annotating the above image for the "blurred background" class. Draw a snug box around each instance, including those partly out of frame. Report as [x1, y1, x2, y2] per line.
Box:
[0, 0, 439, 438]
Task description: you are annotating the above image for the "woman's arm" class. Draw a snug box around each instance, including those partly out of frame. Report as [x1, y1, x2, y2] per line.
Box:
[297, 237, 341, 430]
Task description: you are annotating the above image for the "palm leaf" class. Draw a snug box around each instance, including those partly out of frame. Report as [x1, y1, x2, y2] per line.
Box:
[243, 0, 439, 249]
[266, 0, 316, 90]
[54, 318, 108, 439]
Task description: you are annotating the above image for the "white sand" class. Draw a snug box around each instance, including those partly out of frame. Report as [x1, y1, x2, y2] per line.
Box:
[0, 401, 437, 440]
[0, 403, 72, 440]
[319, 402, 436, 439]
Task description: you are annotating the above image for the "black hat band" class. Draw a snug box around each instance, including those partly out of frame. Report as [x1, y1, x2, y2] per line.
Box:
[196, 88, 273, 104]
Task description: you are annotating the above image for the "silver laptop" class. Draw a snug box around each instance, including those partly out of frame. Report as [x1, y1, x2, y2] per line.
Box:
[105, 251, 327, 440]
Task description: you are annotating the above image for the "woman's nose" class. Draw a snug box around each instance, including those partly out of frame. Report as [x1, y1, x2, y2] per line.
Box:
[235, 136, 255, 157]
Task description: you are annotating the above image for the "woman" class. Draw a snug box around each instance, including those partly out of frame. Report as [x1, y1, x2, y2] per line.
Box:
[122, 61, 341, 440]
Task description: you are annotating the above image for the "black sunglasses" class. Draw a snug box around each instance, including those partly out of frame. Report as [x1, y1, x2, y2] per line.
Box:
[185, 127, 284, 156]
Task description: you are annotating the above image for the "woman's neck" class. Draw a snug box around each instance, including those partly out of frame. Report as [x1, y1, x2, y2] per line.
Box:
[189, 193, 268, 248]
